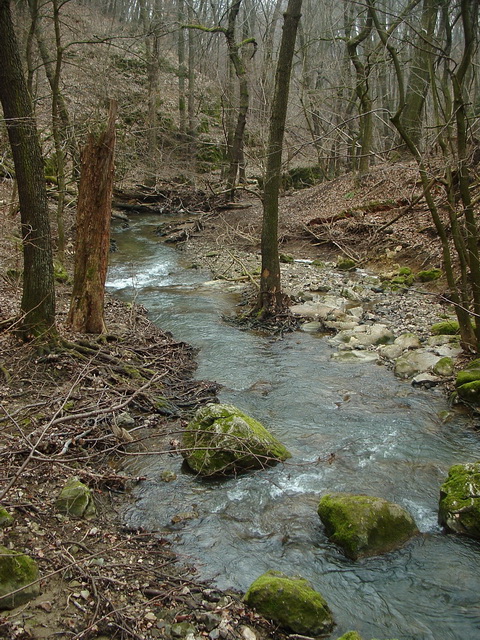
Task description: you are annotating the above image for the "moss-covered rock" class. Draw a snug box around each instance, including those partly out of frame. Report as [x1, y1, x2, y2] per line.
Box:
[433, 357, 454, 376]
[336, 258, 357, 271]
[335, 633, 363, 640]
[417, 268, 442, 282]
[55, 477, 96, 518]
[244, 571, 334, 636]
[0, 546, 40, 609]
[182, 403, 291, 476]
[318, 493, 418, 560]
[431, 320, 460, 336]
[454, 360, 480, 402]
[279, 253, 294, 264]
[456, 380, 480, 403]
[455, 369, 480, 387]
[0, 506, 13, 529]
[439, 462, 480, 538]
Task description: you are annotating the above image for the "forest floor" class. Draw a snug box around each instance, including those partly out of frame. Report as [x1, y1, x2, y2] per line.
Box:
[0, 161, 463, 640]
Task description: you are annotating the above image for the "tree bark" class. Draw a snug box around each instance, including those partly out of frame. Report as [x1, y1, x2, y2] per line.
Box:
[0, 0, 56, 339]
[68, 102, 117, 334]
[257, 0, 303, 316]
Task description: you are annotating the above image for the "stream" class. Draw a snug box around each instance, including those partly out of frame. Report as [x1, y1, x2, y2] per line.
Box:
[107, 215, 480, 640]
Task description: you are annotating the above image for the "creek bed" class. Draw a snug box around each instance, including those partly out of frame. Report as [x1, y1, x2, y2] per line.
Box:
[107, 215, 480, 640]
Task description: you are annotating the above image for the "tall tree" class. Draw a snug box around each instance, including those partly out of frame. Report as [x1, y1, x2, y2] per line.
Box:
[0, 0, 56, 339]
[400, 0, 441, 151]
[257, 0, 303, 317]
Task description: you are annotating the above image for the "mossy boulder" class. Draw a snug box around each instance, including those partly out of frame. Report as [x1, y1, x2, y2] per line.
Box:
[455, 360, 480, 403]
[456, 380, 480, 403]
[0, 546, 40, 609]
[439, 462, 480, 538]
[433, 357, 454, 376]
[417, 268, 442, 282]
[431, 320, 460, 336]
[182, 403, 291, 476]
[55, 477, 96, 519]
[0, 506, 13, 528]
[244, 571, 334, 636]
[318, 493, 418, 560]
[336, 258, 357, 271]
[336, 633, 363, 640]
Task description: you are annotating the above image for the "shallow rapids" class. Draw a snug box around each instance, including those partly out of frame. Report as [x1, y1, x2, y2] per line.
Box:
[107, 216, 480, 640]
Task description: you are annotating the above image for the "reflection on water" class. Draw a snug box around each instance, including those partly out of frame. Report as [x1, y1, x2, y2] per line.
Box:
[108, 217, 480, 640]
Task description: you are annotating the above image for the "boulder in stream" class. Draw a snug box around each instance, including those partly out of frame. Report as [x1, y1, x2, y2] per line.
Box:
[455, 359, 480, 404]
[244, 570, 334, 636]
[439, 462, 480, 539]
[182, 403, 291, 476]
[317, 492, 418, 560]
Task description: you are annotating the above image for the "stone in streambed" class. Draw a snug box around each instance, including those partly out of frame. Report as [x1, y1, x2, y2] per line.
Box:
[394, 349, 441, 379]
[182, 403, 291, 476]
[332, 324, 394, 348]
[244, 570, 334, 636]
[317, 493, 418, 560]
[439, 462, 480, 539]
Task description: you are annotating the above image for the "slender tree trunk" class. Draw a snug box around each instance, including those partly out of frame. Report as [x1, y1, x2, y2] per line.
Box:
[400, 0, 440, 151]
[187, 0, 196, 152]
[68, 103, 117, 334]
[0, 0, 56, 340]
[257, 0, 303, 316]
[178, 0, 187, 136]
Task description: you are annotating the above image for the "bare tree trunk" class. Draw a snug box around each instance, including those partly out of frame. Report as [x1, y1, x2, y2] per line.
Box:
[68, 102, 117, 334]
[257, 0, 303, 317]
[187, 0, 196, 152]
[0, 0, 56, 340]
[344, 0, 373, 176]
[400, 0, 440, 151]
[177, 0, 187, 135]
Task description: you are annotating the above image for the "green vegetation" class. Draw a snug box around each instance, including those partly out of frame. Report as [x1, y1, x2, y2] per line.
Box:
[244, 571, 334, 636]
[318, 493, 418, 559]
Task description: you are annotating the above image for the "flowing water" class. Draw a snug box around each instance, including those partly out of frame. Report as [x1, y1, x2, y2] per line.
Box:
[107, 215, 480, 640]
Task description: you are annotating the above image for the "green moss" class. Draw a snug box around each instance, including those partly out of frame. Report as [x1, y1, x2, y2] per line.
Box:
[390, 274, 414, 288]
[55, 478, 96, 519]
[456, 380, 480, 402]
[417, 268, 442, 282]
[279, 254, 294, 264]
[0, 507, 13, 529]
[439, 462, 480, 538]
[54, 261, 70, 284]
[336, 258, 357, 271]
[282, 165, 324, 190]
[335, 633, 363, 640]
[465, 358, 480, 370]
[456, 369, 480, 387]
[0, 546, 40, 609]
[312, 259, 325, 268]
[182, 403, 291, 476]
[244, 571, 334, 636]
[433, 357, 454, 376]
[318, 493, 418, 560]
[196, 140, 226, 171]
[398, 267, 412, 276]
[431, 321, 460, 336]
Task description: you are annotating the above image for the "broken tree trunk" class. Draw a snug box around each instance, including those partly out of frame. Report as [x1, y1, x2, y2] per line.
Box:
[68, 102, 117, 333]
